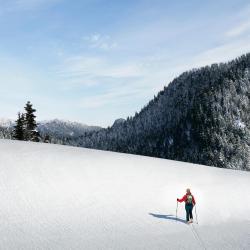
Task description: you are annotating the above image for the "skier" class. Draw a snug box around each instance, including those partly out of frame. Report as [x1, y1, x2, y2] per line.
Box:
[177, 188, 196, 224]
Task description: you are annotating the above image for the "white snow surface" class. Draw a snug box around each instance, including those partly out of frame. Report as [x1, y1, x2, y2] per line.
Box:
[0, 139, 249, 250]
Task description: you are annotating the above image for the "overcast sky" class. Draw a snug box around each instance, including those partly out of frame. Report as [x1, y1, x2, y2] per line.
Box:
[0, 0, 250, 127]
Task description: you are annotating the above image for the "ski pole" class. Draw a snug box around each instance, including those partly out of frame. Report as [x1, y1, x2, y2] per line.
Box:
[195, 205, 198, 224]
[176, 201, 178, 222]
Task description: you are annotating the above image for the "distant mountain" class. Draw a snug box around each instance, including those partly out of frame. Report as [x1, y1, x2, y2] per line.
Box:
[0, 118, 15, 128]
[72, 53, 250, 171]
[0, 118, 102, 143]
[38, 119, 102, 143]
[37, 119, 101, 146]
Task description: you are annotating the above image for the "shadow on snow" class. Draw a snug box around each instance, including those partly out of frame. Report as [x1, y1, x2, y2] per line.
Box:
[149, 213, 187, 224]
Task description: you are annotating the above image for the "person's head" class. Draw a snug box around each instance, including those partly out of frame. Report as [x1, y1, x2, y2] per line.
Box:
[186, 188, 191, 194]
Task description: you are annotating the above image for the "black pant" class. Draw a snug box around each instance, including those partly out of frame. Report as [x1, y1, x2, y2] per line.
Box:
[185, 204, 193, 222]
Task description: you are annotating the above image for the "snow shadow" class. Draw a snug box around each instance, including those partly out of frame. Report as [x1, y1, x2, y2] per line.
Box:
[149, 213, 187, 224]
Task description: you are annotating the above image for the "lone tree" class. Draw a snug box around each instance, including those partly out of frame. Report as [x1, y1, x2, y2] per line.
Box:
[24, 101, 40, 141]
[13, 112, 25, 140]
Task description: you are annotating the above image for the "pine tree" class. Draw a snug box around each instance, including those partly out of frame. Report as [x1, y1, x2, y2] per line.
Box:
[24, 101, 40, 141]
[13, 112, 25, 140]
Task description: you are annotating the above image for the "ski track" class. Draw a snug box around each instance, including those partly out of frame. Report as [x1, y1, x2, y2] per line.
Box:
[0, 139, 250, 249]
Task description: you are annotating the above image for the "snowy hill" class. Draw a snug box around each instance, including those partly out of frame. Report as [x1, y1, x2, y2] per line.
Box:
[0, 139, 249, 249]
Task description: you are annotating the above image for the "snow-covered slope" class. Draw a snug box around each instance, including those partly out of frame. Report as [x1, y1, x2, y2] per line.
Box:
[0, 139, 249, 250]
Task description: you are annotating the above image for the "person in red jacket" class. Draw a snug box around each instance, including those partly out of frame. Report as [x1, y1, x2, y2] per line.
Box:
[177, 188, 196, 223]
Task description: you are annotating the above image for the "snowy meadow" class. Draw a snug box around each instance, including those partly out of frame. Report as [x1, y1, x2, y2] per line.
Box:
[0, 139, 249, 249]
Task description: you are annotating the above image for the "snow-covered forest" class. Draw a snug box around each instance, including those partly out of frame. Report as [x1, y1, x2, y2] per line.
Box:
[69, 53, 250, 170]
[1, 53, 250, 170]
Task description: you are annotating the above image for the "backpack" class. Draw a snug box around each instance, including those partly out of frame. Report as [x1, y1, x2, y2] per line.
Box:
[186, 194, 193, 204]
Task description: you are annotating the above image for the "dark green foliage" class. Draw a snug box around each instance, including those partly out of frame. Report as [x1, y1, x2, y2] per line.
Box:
[24, 101, 39, 141]
[12, 101, 40, 142]
[23, 101, 40, 142]
[13, 113, 25, 140]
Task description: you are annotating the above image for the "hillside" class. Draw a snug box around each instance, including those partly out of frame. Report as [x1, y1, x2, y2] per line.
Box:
[1, 53, 250, 170]
[0, 139, 249, 249]
[73, 53, 250, 170]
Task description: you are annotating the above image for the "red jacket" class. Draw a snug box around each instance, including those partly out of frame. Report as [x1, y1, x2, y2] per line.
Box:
[178, 193, 196, 205]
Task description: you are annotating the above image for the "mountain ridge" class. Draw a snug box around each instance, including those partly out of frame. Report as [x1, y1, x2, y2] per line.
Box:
[1, 53, 249, 170]
[0, 118, 102, 142]
[73, 53, 250, 170]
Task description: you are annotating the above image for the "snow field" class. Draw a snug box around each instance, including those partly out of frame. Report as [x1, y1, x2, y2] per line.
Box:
[0, 139, 249, 249]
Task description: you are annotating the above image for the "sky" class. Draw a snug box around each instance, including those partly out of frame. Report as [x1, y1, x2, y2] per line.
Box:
[0, 0, 250, 127]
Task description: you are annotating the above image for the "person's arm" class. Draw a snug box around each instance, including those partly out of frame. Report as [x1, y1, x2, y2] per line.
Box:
[177, 195, 186, 203]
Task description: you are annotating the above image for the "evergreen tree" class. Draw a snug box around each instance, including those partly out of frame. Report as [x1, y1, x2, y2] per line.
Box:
[43, 134, 51, 143]
[24, 101, 40, 141]
[13, 112, 25, 140]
